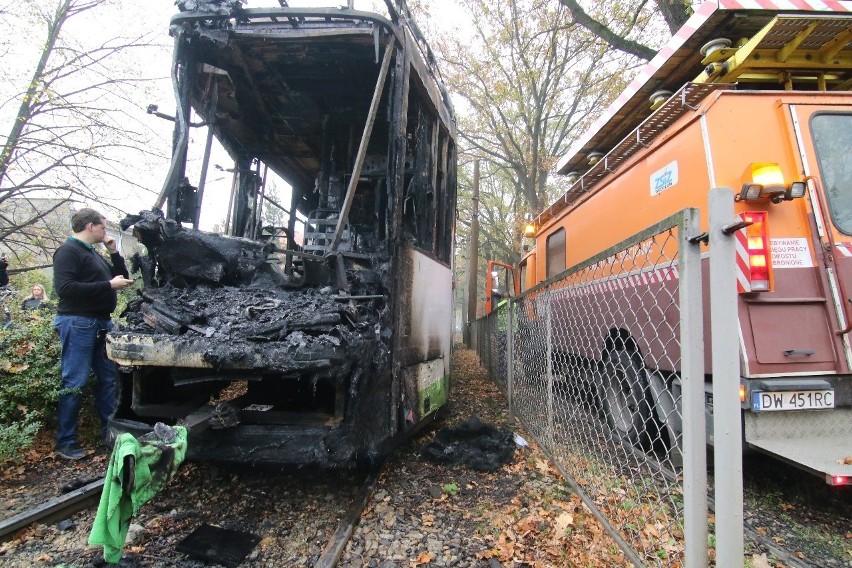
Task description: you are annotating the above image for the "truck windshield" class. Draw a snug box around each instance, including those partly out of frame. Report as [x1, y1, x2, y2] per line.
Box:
[811, 113, 852, 235]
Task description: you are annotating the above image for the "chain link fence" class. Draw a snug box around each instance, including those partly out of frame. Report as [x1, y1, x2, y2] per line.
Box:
[471, 209, 706, 567]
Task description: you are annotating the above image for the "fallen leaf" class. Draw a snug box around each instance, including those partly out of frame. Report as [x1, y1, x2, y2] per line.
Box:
[515, 514, 540, 535]
[534, 459, 551, 474]
[549, 512, 574, 545]
[837, 456, 852, 465]
[13, 341, 35, 357]
[411, 551, 433, 566]
[751, 553, 772, 568]
[496, 531, 516, 561]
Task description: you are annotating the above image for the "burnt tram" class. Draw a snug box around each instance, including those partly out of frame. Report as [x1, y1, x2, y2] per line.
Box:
[108, 1, 457, 467]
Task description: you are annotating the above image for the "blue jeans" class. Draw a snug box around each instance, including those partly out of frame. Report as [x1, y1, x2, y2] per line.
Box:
[54, 315, 118, 447]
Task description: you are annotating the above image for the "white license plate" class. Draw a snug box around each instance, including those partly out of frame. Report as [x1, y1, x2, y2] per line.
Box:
[751, 390, 834, 412]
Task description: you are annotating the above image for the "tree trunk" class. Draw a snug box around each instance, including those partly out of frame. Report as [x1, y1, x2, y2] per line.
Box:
[655, 0, 692, 35]
[0, 0, 70, 190]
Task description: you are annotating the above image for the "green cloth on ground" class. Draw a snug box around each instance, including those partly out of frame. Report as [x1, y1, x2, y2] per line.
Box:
[88, 424, 188, 563]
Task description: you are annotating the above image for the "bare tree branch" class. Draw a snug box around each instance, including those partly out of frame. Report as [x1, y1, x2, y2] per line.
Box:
[557, 0, 656, 60]
[0, 0, 169, 260]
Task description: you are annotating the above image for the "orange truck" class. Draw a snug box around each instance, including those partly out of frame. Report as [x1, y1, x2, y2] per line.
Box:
[485, 0, 852, 484]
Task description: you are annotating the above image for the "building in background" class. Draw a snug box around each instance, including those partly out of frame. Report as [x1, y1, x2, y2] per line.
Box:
[0, 198, 140, 279]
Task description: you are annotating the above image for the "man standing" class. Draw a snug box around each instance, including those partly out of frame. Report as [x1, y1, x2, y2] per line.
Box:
[0, 253, 8, 287]
[1, 253, 9, 328]
[53, 208, 134, 460]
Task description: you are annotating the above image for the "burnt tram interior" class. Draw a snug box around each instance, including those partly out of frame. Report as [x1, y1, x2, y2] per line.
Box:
[109, 2, 457, 467]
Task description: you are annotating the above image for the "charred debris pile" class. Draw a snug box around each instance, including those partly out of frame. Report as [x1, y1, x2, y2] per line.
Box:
[118, 211, 391, 370]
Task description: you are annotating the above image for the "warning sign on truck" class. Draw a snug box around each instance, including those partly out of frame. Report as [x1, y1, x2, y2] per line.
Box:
[771, 238, 813, 268]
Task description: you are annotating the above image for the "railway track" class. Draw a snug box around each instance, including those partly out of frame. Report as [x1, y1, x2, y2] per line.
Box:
[315, 468, 381, 568]
[0, 459, 849, 568]
[0, 477, 104, 542]
[0, 462, 382, 567]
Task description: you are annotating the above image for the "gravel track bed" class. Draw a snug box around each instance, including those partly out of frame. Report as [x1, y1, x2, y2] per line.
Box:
[0, 348, 848, 567]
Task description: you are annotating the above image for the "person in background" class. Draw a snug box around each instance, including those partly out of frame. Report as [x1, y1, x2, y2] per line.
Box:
[22, 283, 51, 311]
[0, 253, 8, 287]
[1, 254, 10, 328]
[53, 208, 134, 460]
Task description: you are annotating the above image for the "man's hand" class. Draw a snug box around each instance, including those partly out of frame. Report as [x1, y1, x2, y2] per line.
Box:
[109, 276, 134, 290]
[102, 235, 118, 254]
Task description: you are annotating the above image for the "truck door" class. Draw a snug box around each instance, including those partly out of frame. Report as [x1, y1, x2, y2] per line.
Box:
[791, 105, 852, 370]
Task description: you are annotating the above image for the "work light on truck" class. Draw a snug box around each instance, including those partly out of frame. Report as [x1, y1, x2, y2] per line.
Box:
[786, 181, 807, 200]
[737, 163, 805, 204]
[523, 223, 536, 238]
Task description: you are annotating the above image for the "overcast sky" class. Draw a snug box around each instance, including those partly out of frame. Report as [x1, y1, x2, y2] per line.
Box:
[110, 0, 467, 230]
[1, 0, 468, 231]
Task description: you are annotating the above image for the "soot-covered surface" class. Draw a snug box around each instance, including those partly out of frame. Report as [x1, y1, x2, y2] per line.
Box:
[420, 416, 516, 472]
[118, 210, 389, 372]
[111, 211, 396, 466]
[122, 284, 383, 372]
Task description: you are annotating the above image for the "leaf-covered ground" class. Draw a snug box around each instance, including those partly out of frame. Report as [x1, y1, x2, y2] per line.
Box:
[337, 347, 631, 567]
[0, 346, 846, 567]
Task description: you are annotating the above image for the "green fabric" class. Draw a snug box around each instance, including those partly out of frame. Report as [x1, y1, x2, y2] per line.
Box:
[68, 236, 94, 250]
[88, 425, 188, 563]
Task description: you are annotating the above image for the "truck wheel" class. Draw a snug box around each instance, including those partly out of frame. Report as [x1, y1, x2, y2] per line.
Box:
[599, 350, 654, 448]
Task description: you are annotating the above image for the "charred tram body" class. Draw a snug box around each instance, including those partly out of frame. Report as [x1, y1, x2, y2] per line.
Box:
[108, 3, 457, 467]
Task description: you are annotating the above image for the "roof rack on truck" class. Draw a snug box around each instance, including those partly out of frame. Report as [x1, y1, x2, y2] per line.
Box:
[537, 0, 852, 227]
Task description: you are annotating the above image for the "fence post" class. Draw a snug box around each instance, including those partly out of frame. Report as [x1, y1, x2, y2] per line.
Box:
[486, 314, 492, 373]
[545, 292, 554, 445]
[680, 208, 708, 568]
[709, 188, 744, 566]
[507, 299, 514, 422]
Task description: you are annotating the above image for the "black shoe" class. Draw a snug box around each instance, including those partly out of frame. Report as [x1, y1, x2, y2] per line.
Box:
[55, 444, 87, 460]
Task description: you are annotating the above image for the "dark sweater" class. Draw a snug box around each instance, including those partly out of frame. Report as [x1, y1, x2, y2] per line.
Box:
[53, 238, 129, 319]
[0, 257, 8, 287]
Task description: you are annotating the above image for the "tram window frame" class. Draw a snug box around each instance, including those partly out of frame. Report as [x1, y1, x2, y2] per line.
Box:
[546, 229, 566, 279]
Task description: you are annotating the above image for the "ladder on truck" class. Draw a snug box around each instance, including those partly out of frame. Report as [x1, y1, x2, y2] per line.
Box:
[546, 11, 852, 228]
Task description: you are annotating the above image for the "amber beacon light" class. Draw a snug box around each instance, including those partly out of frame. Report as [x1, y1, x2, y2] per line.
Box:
[738, 163, 806, 203]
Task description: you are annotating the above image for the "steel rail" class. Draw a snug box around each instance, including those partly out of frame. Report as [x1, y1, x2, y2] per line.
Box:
[0, 478, 104, 542]
[314, 466, 382, 568]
